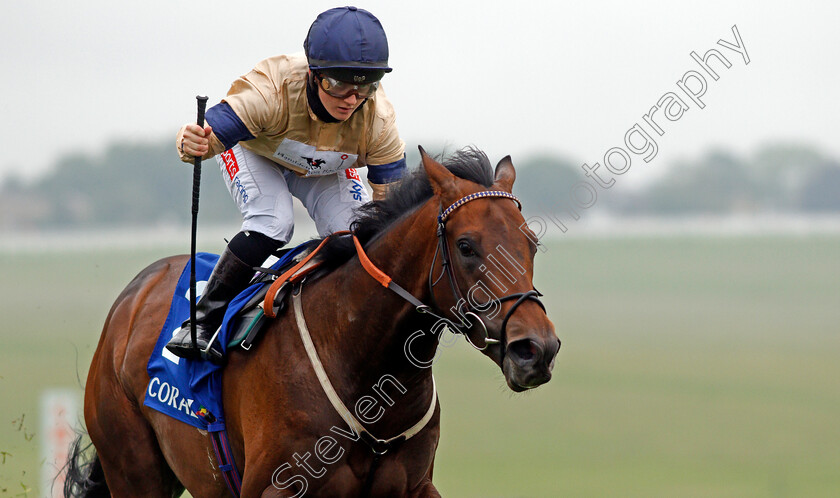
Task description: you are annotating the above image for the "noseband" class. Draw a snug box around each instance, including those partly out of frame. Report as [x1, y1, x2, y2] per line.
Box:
[429, 191, 546, 357]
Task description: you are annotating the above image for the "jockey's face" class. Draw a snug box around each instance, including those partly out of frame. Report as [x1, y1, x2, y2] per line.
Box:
[318, 84, 364, 121]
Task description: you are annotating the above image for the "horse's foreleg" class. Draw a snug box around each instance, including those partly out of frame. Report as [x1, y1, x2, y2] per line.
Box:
[259, 487, 303, 498]
[407, 455, 440, 498]
[409, 479, 441, 498]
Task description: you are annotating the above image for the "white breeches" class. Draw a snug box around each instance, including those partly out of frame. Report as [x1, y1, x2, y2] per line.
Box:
[216, 144, 371, 243]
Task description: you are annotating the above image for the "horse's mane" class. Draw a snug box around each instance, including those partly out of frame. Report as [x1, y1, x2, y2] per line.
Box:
[317, 147, 495, 270]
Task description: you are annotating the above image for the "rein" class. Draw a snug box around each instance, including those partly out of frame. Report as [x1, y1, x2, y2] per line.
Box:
[352, 190, 546, 358]
[281, 189, 547, 495]
[291, 240, 438, 498]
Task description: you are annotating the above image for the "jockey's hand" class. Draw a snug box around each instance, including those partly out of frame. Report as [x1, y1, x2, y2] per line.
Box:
[180, 124, 213, 157]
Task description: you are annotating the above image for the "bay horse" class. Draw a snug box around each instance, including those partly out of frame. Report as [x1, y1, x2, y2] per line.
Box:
[65, 147, 559, 497]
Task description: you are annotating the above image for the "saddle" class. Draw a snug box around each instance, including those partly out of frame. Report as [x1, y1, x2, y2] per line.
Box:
[222, 239, 327, 352]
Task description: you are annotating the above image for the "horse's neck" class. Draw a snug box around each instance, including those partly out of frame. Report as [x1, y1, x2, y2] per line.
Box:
[303, 202, 440, 426]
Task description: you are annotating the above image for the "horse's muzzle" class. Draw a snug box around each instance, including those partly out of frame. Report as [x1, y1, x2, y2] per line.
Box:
[503, 335, 560, 392]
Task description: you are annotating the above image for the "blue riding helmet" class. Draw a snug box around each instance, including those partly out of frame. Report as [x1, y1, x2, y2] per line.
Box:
[304, 6, 392, 82]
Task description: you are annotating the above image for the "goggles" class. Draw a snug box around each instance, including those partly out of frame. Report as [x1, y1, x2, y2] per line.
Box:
[318, 74, 380, 99]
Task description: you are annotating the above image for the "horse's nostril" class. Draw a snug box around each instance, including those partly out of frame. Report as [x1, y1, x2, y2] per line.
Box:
[509, 339, 540, 363]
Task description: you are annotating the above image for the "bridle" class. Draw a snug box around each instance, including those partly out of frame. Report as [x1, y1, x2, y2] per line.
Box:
[352, 189, 546, 359]
[276, 189, 548, 495]
[429, 190, 546, 357]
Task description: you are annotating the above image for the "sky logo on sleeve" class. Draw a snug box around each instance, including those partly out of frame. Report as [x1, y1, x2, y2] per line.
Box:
[339, 168, 368, 203]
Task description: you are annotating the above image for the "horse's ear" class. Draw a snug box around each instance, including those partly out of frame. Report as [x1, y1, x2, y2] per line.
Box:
[419, 145, 457, 197]
[494, 155, 516, 193]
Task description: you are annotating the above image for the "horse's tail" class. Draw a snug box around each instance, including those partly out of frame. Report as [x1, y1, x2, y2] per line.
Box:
[63, 431, 109, 498]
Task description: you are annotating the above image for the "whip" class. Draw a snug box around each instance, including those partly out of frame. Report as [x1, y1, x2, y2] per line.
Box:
[190, 95, 209, 353]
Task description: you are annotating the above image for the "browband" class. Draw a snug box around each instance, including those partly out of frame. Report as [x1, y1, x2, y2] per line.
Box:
[438, 191, 521, 224]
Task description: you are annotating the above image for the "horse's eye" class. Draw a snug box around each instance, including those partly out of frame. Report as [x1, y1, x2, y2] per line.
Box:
[457, 240, 476, 257]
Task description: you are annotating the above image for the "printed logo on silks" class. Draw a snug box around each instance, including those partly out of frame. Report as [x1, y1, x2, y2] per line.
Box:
[340, 168, 368, 203]
[345, 168, 361, 181]
[301, 156, 327, 171]
[220, 150, 248, 204]
[273, 139, 358, 177]
[221, 150, 239, 180]
[232, 176, 249, 204]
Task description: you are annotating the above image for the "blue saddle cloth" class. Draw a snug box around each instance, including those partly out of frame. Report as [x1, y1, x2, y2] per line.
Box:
[143, 244, 309, 430]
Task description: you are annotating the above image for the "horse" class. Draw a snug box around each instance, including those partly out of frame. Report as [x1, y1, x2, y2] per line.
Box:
[64, 147, 560, 497]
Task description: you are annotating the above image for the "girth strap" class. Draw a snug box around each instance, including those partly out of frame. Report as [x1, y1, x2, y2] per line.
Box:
[210, 429, 242, 497]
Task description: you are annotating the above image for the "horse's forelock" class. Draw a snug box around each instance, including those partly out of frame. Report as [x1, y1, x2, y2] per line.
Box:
[439, 147, 495, 188]
[317, 147, 496, 268]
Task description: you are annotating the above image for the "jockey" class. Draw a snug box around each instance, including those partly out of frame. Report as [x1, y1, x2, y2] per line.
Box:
[166, 6, 406, 363]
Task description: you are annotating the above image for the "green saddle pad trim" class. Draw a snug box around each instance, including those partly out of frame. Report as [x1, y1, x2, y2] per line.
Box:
[227, 308, 264, 348]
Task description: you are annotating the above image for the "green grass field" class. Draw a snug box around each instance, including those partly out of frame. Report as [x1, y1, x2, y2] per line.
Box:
[1, 235, 839, 496]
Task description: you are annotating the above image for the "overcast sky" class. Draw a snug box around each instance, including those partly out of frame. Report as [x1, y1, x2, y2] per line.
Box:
[2, 0, 838, 186]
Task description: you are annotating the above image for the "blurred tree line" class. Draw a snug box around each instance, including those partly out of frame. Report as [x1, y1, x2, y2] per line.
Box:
[0, 142, 241, 230]
[514, 143, 840, 217]
[0, 141, 838, 230]
[602, 145, 840, 215]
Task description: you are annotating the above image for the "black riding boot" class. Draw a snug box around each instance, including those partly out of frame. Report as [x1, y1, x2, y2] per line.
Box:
[165, 247, 255, 364]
